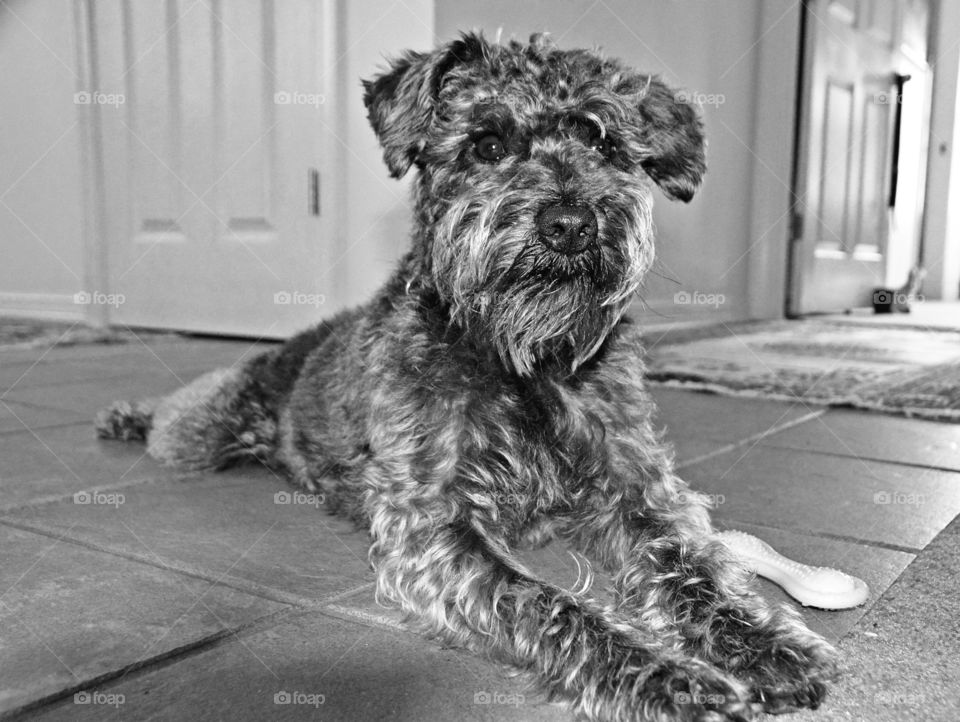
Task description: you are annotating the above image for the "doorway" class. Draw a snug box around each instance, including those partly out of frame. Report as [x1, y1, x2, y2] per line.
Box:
[789, 0, 931, 315]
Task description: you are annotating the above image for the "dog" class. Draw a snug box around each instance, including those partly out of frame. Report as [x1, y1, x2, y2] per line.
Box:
[97, 32, 838, 721]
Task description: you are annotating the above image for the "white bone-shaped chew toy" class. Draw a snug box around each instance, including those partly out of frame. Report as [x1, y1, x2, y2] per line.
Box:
[717, 529, 869, 610]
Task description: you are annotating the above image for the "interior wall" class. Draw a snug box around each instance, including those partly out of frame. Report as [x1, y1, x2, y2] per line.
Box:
[335, 0, 434, 310]
[435, 0, 799, 324]
[0, 0, 86, 319]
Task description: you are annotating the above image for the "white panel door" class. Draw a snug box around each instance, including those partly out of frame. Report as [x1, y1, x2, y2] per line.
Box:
[790, 0, 930, 314]
[93, 0, 334, 337]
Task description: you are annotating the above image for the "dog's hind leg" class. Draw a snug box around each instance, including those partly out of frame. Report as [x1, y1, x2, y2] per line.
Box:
[97, 365, 279, 470]
[95, 318, 352, 471]
[147, 367, 271, 468]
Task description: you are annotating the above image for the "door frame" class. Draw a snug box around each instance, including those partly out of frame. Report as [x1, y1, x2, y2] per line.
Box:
[745, 0, 806, 320]
[922, 0, 960, 302]
[785, 0, 814, 318]
[75, 0, 110, 327]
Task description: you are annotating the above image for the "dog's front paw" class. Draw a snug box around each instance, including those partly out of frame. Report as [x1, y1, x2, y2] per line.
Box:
[630, 658, 758, 722]
[741, 632, 840, 714]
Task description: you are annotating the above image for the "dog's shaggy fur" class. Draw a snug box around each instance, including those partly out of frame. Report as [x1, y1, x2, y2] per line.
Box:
[97, 33, 838, 721]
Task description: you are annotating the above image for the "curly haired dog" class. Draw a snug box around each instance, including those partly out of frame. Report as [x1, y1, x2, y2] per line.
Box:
[98, 32, 838, 721]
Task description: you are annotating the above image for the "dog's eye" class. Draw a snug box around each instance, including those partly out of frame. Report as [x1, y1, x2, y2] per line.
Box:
[475, 134, 507, 162]
[589, 136, 616, 158]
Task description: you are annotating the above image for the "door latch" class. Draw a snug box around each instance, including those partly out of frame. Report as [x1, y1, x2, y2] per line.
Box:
[309, 168, 320, 216]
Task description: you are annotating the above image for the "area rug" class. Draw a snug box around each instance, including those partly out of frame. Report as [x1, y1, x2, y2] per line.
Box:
[0, 319, 133, 350]
[645, 320, 960, 422]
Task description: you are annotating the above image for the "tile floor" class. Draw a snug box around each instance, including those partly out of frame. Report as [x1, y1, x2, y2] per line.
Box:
[1, 334, 958, 721]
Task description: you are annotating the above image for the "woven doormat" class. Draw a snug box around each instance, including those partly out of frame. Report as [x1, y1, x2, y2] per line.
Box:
[645, 320, 960, 422]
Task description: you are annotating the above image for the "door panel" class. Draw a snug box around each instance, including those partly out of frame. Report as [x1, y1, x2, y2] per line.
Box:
[220, 0, 275, 237]
[863, 0, 897, 44]
[819, 81, 856, 252]
[128, 1, 186, 239]
[857, 96, 891, 253]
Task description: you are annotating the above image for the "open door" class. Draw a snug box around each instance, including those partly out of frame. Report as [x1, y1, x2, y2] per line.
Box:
[789, 0, 931, 315]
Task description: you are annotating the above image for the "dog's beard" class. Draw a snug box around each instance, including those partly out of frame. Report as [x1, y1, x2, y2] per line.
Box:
[432, 190, 653, 376]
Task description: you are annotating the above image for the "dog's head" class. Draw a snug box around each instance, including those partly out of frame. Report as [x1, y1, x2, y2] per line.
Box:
[363, 32, 705, 376]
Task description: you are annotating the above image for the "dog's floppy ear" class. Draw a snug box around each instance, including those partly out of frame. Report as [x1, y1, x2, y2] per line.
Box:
[363, 33, 489, 178]
[634, 77, 706, 202]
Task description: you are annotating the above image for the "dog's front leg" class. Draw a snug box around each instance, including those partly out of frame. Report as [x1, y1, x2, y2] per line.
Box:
[568, 474, 839, 716]
[366, 490, 756, 722]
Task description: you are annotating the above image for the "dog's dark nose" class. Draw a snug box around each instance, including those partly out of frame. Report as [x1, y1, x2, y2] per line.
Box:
[536, 205, 598, 255]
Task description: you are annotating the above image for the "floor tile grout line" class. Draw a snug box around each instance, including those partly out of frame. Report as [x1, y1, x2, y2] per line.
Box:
[755, 441, 960, 475]
[0, 605, 305, 722]
[321, 580, 377, 604]
[0, 397, 110, 418]
[0, 419, 91, 437]
[0, 591, 425, 722]
[0, 359, 267, 395]
[674, 407, 827, 470]
[0, 350, 258, 373]
[0, 335, 214, 359]
[324, 602, 407, 633]
[0, 594, 409, 722]
[717, 518, 923, 555]
[1, 370, 223, 404]
[0, 474, 179, 514]
[0, 517, 370, 611]
[2, 373, 174, 396]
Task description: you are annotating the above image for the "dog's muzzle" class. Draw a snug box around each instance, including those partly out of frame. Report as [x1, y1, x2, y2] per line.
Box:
[536, 204, 598, 255]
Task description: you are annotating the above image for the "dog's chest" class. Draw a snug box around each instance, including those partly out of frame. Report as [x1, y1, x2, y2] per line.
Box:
[456, 378, 610, 514]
